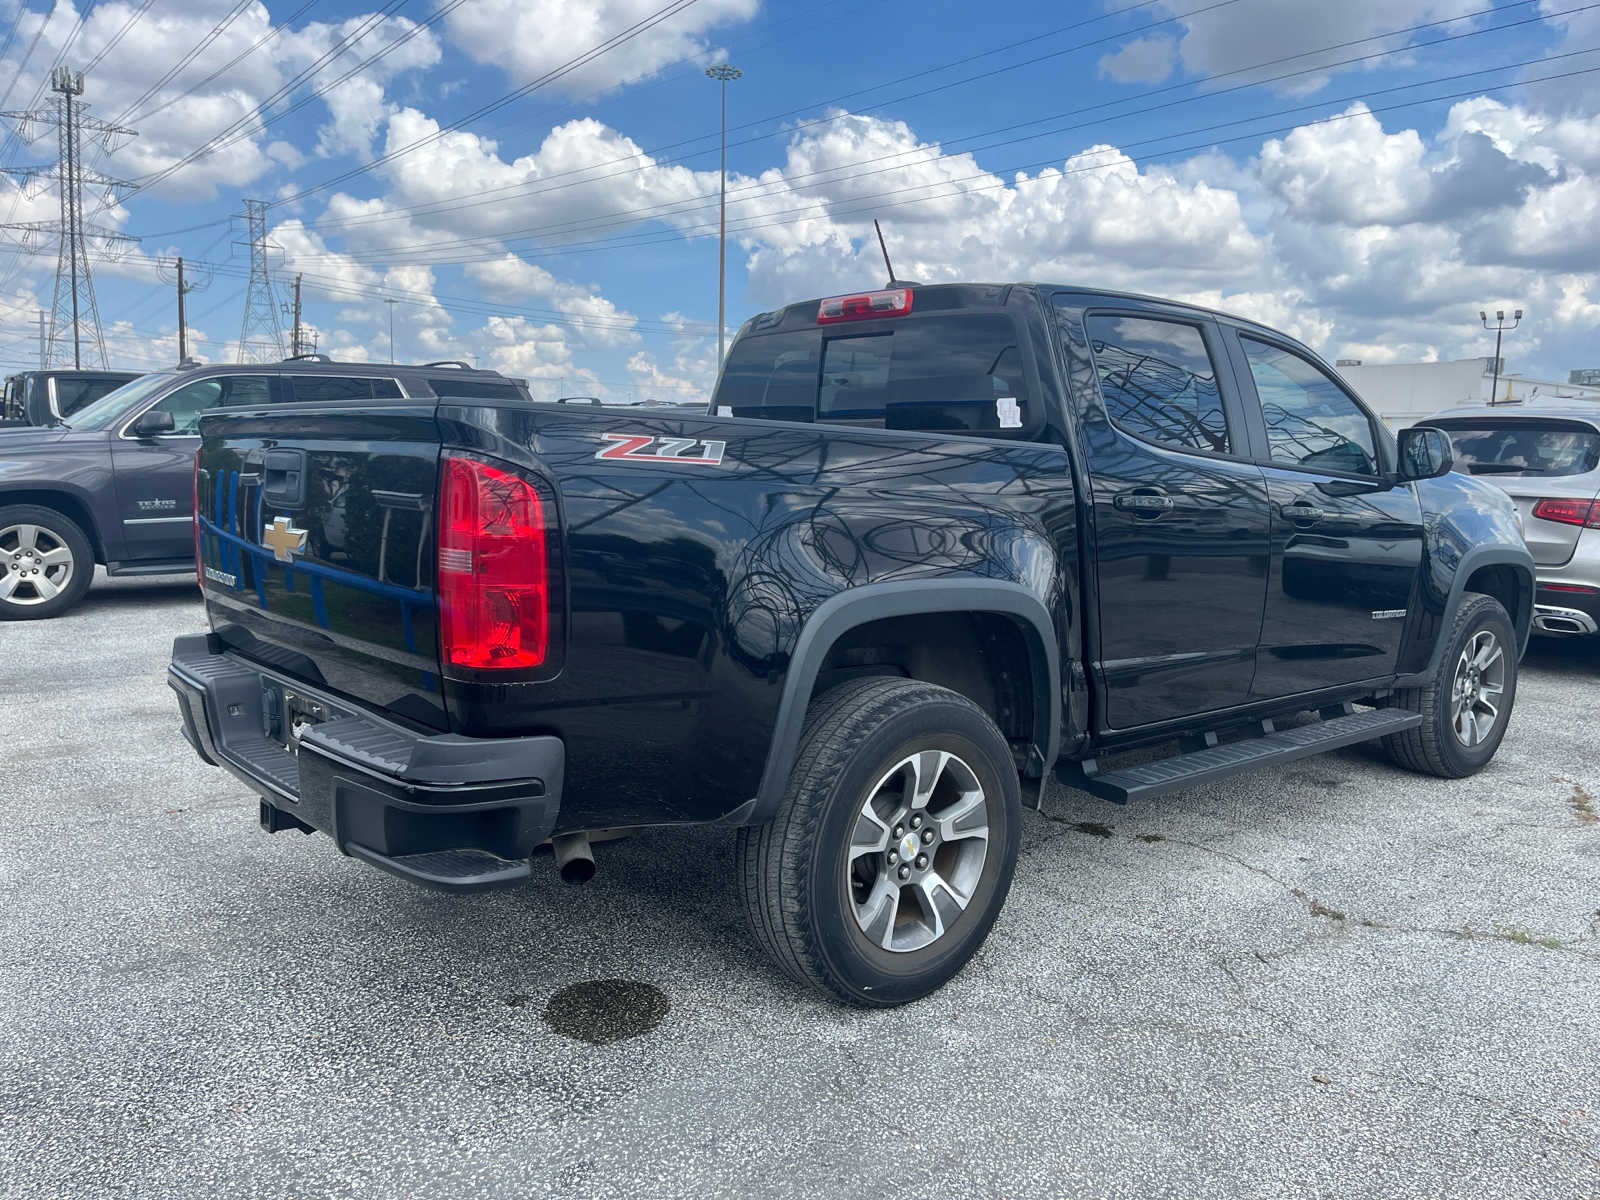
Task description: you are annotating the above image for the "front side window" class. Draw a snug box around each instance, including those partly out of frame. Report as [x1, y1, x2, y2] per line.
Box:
[715, 314, 1034, 435]
[147, 375, 272, 435]
[1084, 314, 1229, 455]
[1241, 337, 1378, 476]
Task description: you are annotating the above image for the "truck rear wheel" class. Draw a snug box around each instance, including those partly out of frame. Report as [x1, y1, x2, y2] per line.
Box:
[736, 676, 1022, 1007]
[0, 504, 93, 620]
[1384, 591, 1518, 778]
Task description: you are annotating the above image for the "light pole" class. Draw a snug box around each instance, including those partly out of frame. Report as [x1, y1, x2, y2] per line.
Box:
[385, 298, 397, 364]
[705, 63, 741, 366]
[1480, 308, 1522, 406]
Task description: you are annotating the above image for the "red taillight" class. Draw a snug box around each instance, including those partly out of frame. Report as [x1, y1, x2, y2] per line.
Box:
[192, 448, 202, 590]
[437, 453, 550, 674]
[1542, 582, 1598, 594]
[817, 287, 913, 324]
[1531, 498, 1600, 528]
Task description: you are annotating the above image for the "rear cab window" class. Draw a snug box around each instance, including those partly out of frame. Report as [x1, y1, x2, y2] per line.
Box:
[716, 309, 1038, 437]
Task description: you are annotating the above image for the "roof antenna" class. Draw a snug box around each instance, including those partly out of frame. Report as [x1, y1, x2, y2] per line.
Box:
[874, 219, 898, 287]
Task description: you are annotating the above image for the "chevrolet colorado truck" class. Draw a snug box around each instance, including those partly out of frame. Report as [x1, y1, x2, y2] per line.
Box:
[167, 283, 1534, 1006]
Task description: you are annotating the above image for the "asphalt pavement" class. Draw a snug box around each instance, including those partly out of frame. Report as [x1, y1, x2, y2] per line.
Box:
[2, 571, 1597, 1199]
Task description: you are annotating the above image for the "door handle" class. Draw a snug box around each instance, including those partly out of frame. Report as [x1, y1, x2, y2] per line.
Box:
[1282, 501, 1328, 525]
[1113, 491, 1175, 517]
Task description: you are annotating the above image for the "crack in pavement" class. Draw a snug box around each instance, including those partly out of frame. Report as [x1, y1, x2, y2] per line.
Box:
[1035, 806, 1600, 960]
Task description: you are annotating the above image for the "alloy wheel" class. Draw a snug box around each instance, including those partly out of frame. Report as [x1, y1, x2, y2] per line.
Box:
[0, 522, 74, 606]
[1450, 629, 1505, 747]
[846, 749, 990, 953]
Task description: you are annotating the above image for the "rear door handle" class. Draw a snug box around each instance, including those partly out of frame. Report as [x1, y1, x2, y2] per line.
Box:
[1113, 491, 1175, 516]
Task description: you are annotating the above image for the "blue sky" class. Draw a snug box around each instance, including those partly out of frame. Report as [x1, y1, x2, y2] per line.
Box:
[0, 0, 1596, 396]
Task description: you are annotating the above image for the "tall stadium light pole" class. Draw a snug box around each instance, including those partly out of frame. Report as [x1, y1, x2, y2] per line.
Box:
[705, 64, 741, 366]
[1480, 308, 1523, 406]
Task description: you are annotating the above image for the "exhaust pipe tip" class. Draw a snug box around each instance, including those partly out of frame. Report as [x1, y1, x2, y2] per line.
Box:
[552, 833, 596, 885]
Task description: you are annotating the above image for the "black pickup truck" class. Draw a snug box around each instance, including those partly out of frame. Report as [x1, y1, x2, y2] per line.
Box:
[168, 283, 1534, 1006]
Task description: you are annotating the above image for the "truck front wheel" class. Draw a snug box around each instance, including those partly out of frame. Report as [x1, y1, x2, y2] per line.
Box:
[736, 676, 1022, 1007]
[0, 504, 93, 620]
[1384, 591, 1518, 778]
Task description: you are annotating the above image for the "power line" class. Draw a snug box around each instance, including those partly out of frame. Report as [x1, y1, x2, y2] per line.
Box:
[120, 0, 457, 202]
[302, 23, 1591, 269]
[108, 0, 256, 125]
[272, 0, 708, 207]
[83, 0, 159, 74]
[281, 0, 1533, 243]
[126, 0, 322, 125]
[282, 55, 1600, 272]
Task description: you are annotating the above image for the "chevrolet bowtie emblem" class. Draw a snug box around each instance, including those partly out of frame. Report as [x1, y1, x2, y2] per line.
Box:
[262, 515, 308, 563]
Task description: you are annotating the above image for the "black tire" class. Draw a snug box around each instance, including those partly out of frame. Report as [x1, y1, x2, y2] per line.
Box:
[0, 504, 94, 620]
[1384, 591, 1518, 778]
[736, 676, 1022, 1007]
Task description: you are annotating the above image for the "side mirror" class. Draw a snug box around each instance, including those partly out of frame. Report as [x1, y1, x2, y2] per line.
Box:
[1396, 426, 1453, 482]
[129, 408, 176, 439]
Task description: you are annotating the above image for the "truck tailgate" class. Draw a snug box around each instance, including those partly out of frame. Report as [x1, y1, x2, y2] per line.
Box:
[196, 403, 448, 730]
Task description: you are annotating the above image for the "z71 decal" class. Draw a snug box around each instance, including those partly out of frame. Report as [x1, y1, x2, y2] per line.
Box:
[595, 433, 727, 465]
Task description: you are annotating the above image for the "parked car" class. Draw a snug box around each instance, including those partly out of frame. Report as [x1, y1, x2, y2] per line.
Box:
[0, 355, 533, 619]
[1, 367, 142, 427]
[167, 283, 1532, 1006]
[1416, 406, 1600, 637]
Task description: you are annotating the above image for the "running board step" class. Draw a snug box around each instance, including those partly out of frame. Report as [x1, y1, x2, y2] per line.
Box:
[345, 843, 531, 893]
[1056, 708, 1423, 804]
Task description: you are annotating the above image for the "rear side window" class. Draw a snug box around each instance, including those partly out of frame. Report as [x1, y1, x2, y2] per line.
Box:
[717, 314, 1034, 436]
[428, 378, 520, 401]
[1084, 314, 1229, 454]
[1240, 337, 1379, 476]
[289, 376, 402, 403]
[1431, 422, 1600, 478]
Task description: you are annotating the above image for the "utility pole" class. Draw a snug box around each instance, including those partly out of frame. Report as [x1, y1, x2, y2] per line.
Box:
[36, 310, 45, 367]
[158, 255, 211, 363]
[705, 63, 741, 366]
[235, 198, 284, 362]
[1479, 309, 1523, 406]
[288, 273, 303, 357]
[385, 297, 396, 363]
[0, 66, 138, 369]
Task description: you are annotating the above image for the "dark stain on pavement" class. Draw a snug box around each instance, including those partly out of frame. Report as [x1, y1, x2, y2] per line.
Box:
[1071, 821, 1115, 838]
[542, 979, 669, 1045]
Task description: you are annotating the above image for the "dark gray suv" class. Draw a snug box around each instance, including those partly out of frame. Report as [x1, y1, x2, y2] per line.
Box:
[0, 356, 532, 620]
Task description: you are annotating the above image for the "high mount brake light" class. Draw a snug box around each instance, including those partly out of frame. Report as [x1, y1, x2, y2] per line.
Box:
[1531, 497, 1600, 529]
[817, 287, 913, 324]
[437, 453, 553, 674]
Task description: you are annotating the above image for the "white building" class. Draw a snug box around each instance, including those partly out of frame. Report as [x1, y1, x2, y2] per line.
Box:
[1333, 357, 1600, 428]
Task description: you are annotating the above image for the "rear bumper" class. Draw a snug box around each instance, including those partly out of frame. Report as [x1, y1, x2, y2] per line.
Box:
[167, 633, 562, 892]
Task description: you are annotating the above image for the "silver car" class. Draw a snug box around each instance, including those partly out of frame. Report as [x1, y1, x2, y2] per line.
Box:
[1420, 406, 1600, 636]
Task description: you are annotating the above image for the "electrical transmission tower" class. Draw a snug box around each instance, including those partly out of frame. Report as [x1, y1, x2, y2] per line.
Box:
[235, 198, 284, 362]
[0, 67, 138, 369]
